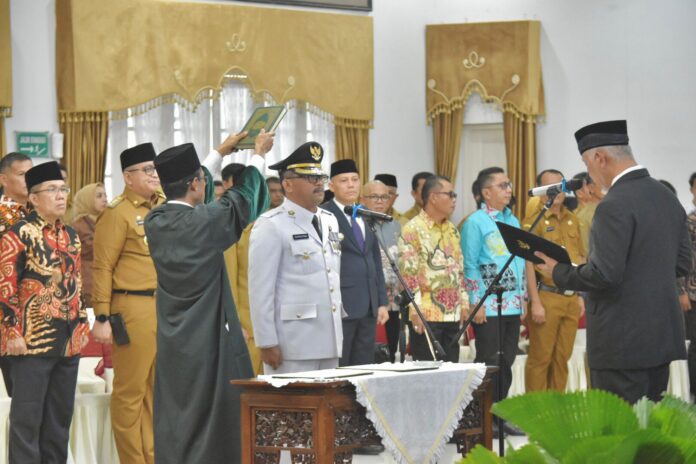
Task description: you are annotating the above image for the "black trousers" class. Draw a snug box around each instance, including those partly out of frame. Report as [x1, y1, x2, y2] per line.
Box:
[0, 356, 12, 395]
[590, 363, 670, 404]
[385, 311, 401, 363]
[8, 355, 80, 464]
[340, 317, 377, 366]
[472, 315, 521, 402]
[409, 321, 460, 362]
[685, 301, 696, 398]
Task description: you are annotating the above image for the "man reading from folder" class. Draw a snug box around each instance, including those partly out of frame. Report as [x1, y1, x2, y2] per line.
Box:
[534, 120, 690, 404]
[144, 131, 273, 463]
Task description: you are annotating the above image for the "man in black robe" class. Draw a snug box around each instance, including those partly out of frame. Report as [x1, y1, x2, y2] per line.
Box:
[144, 130, 273, 463]
[535, 120, 691, 404]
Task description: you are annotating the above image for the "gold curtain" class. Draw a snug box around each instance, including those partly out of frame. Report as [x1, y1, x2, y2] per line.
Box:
[1, 0, 12, 156]
[0, 116, 6, 156]
[335, 118, 370, 180]
[425, 21, 544, 195]
[56, 0, 373, 122]
[59, 112, 109, 193]
[432, 107, 464, 181]
[503, 112, 537, 219]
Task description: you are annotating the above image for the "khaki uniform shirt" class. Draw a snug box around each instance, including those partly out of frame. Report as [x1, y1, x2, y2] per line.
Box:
[522, 203, 586, 287]
[92, 187, 165, 316]
[402, 203, 421, 222]
[575, 202, 597, 254]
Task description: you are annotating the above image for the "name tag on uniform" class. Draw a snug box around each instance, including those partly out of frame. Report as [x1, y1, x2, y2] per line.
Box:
[136, 219, 144, 226]
[546, 226, 555, 232]
[293, 233, 309, 240]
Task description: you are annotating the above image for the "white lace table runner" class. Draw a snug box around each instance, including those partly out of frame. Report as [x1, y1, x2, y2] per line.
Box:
[259, 362, 487, 464]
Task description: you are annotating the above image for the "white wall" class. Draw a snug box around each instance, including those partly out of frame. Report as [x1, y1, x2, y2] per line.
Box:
[6, 0, 696, 209]
[371, 0, 696, 211]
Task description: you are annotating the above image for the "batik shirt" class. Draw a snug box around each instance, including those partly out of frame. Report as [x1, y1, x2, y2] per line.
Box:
[461, 204, 526, 317]
[0, 194, 28, 236]
[398, 210, 468, 322]
[0, 210, 87, 356]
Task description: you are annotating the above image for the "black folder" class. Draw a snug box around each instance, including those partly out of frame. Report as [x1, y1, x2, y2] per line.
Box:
[496, 222, 572, 265]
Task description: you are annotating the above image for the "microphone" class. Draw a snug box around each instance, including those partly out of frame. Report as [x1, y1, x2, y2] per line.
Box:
[343, 205, 394, 222]
[528, 178, 583, 197]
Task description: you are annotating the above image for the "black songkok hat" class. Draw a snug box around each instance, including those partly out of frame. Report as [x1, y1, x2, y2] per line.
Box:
[269, 142, 325, 175]
[155, 143, 201, 183]
[374, 173, 397, 188]
[330, 159, 358, 178]
[120, 143, 156, 171]
[574, 120, 629, 154]
[26, 161, 63, 192]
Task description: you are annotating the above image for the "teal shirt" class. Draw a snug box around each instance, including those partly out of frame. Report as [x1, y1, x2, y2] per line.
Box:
[460, 205, 526, 317]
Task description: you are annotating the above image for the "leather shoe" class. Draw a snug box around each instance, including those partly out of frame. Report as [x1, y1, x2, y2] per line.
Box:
[353, 443, 385, 455]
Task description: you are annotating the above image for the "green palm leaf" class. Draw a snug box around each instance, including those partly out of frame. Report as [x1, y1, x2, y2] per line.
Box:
[648, 395, 696, 439]
[491, 390, 639, 459]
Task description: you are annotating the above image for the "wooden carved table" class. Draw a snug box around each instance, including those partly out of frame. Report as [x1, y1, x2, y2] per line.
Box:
[232, 367, 494, 463]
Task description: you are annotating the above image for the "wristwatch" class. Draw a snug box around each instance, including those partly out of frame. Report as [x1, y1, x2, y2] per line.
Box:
[96, 314, 109, 323]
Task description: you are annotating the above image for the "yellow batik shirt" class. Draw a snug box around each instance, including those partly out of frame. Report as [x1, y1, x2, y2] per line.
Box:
[398, 210, 468, 322]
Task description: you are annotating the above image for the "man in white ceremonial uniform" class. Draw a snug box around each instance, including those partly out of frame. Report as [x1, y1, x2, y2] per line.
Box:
[249, 142, 345, 374]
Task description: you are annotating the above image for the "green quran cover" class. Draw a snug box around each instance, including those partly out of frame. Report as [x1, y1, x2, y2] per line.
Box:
[236, 105, 287, 149]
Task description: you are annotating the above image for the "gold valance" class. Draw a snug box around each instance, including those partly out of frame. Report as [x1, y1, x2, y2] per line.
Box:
[56, 0, 374, 122]
[426, 20, 545, 121]
[0, 0, 12, 118]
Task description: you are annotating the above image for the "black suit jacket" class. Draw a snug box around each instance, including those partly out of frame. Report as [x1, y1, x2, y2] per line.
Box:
[321, 200, 388, 319]
[553, 168, 691, 370]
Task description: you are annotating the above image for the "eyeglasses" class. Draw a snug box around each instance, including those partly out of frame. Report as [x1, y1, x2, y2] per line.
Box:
[32, 186, 71, 195]
[286, 174, 329, 184]
[125, 166, 157, 176]
[485, 181, 513, 191]
[434, 191, 457, 199]
[363, 195, 390, 202]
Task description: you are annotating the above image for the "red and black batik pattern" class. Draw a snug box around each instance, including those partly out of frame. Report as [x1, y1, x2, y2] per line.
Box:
[0, 210, 87, 356]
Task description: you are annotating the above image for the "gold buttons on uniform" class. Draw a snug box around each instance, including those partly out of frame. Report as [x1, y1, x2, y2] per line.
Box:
[303, 252, 310, 260]
[326, 267, 330, 273]
[296, 314, 302, 319]
[332, 305, 337, 312]
[330, 287, 334, 292]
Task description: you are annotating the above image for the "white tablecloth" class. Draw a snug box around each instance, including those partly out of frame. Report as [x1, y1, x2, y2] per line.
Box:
[260, 362, 488, 464]
[507, 330, 691, 401]
[1, 357, 119, 464]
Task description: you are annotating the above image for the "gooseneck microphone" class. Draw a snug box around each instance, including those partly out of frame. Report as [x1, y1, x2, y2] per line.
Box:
[344, 205, 394, 222]
[528, 178, 584, 197]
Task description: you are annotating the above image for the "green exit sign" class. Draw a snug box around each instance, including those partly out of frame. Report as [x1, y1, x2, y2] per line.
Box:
[16, 131, 50, 158]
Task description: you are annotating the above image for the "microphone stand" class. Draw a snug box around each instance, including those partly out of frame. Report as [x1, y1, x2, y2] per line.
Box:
[364, 217, 447, 361]
[450, 191, 560, 456]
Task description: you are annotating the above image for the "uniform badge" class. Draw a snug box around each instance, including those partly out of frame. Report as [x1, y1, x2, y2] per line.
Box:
[310, 145, 322, 161]
[293, 233, 309, 240]
[567, 220, 573, 226]
[136, 215, 144, 226]
[288, 210, 295, 216]
[546, 226, 555, 232]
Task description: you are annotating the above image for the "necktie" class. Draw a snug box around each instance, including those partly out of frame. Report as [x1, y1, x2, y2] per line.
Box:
[312, 215, 322, 241]
[351, 216, 365, 251]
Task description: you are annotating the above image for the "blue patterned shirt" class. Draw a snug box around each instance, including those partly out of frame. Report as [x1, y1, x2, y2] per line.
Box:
[460, 204, 526, 317]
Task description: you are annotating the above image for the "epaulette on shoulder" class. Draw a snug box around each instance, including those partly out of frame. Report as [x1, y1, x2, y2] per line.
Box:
[260, 208, 284, 219]
[108, 195, 125, 208]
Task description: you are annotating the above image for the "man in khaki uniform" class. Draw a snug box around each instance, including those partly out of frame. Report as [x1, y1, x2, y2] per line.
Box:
[523, 169, 586, 392]
[402, 171, 433, 221]
[91, 143, 163, 464]
[222, 165, 263, 375]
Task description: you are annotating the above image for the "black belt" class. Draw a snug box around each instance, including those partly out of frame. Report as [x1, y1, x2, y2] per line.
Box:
[537, 282, 576, 297]
[112, 289, 156, 297]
